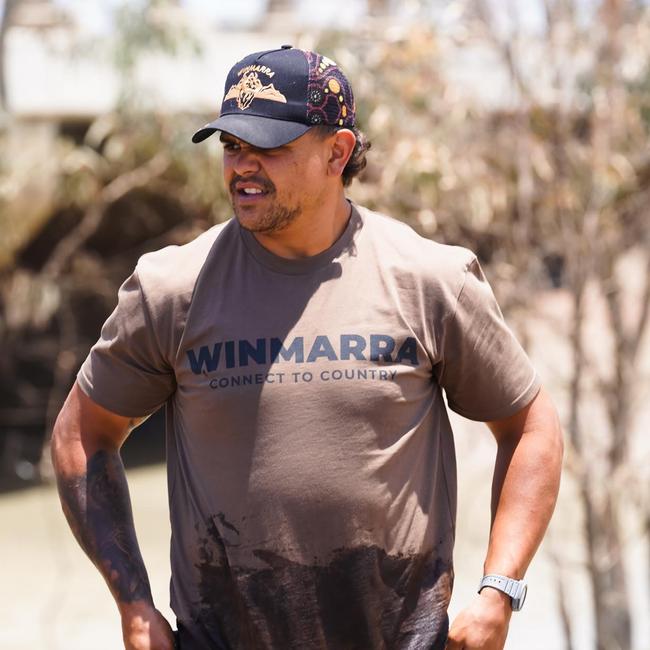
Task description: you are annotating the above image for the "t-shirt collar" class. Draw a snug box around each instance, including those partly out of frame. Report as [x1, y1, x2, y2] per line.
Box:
[238, 201, 362, 275]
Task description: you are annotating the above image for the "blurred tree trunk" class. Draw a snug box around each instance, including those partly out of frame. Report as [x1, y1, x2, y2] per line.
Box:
[267, 0, 293, 11]
[585, 495, 631, 650]
[367, 0, 392, 15]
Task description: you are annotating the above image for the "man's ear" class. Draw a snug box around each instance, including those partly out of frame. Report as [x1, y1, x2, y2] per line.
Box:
[328, 129, 356, 179]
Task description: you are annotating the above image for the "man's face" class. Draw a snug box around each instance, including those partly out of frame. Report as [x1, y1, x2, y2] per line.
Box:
[221, 130, 332, 235]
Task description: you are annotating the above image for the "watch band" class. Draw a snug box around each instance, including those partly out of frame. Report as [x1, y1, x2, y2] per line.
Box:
[478, 574, 527, 611]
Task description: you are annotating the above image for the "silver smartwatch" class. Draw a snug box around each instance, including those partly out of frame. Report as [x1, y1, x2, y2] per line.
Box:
[478, 574, 527, 611]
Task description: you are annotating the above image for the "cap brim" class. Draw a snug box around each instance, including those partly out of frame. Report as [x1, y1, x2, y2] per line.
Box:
[192, 114, 311, 148]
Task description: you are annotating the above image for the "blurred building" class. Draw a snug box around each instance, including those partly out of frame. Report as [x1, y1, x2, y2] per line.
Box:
[4, 0, 300, 135]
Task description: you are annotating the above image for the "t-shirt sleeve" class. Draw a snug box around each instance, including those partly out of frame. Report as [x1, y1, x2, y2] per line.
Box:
[435, 257, 540, 421]
[77, 267, 176, 417]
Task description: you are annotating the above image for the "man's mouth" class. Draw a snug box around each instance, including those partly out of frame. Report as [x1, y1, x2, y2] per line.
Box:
[230, 177, 275, 199]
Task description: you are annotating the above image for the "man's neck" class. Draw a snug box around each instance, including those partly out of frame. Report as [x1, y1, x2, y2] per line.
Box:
[252, 194, 351, 260]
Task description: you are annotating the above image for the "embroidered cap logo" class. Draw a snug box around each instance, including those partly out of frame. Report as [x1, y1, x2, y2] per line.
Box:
[224, 71, 288, 111]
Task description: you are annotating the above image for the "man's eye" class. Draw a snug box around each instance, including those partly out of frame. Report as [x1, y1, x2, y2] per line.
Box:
[222, 142, 240, 152]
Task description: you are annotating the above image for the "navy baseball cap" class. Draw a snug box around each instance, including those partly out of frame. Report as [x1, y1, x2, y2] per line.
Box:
[192, 45, 356, 148]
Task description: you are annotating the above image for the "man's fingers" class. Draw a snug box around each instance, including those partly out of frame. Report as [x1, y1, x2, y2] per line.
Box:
[446, 632, 464, 649]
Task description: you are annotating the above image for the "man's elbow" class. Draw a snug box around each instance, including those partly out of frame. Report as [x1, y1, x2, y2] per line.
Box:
[51, 381, 140, 472]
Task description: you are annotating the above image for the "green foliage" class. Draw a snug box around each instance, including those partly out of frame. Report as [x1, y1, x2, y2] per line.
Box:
[113, 0, 200, 67]
[111, 0, 202, 104]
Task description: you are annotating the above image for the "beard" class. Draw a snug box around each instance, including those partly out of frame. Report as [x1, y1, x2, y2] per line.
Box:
[229, 175, 301, 234]
[234, 200, 301, 234]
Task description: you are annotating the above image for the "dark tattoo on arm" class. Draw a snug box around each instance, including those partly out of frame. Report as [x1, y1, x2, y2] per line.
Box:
[57, 450, 153, 606]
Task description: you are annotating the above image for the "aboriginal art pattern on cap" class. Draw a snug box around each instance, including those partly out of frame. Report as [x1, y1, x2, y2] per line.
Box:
[306, 52, 356, 128]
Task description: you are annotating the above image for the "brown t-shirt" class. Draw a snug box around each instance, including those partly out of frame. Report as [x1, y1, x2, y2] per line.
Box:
[78, 203, 540, 650]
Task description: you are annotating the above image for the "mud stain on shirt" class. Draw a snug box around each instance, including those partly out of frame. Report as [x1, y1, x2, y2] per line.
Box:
[183, 519, 453, 650]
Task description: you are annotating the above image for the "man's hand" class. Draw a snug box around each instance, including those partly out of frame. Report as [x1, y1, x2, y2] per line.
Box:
[121, 601, 176, 650]
[446, 588, 512, 649]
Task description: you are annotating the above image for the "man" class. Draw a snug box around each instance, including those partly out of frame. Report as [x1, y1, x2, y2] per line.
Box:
[52, 45, 563, 650]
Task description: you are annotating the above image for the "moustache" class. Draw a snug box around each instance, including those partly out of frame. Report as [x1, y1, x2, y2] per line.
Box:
[229, 175, 276, 194]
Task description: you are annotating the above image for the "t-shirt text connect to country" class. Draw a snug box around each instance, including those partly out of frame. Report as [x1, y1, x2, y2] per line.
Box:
[186, 333, 419, 390]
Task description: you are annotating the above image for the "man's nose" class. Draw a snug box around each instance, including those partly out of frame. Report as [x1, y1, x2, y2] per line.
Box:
[230, 148, 261, 175]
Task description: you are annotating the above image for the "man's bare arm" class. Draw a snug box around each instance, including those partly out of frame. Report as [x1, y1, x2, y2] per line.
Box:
[447, 387, 564, 650]
[51, 382, 174, 650]
[484, 386, 563, 578]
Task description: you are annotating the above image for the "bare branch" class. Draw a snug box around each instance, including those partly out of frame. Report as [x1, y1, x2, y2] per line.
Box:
[42, 152, 170, 279]
[567, 281, 586, 456]
[470, 0, 532, 100]
[549, 550, 575, 650]
[631, 251, 650, 358]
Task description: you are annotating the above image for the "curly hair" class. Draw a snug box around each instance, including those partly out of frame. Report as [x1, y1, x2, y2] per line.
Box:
[312, 126, 371, 187]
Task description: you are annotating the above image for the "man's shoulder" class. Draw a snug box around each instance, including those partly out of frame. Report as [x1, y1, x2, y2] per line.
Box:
[135, 219, 236, 295]
[356, 204, 476, 279]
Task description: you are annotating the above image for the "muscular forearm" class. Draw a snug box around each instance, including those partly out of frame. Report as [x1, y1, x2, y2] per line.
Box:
[55, 447, 153, 607]
[484, 387, 563, 578]
[52, 439, 153, 611]
[52, 384, 175, 650]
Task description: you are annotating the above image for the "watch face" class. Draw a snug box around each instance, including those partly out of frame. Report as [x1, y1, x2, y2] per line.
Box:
[514, 584, 527, 611]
